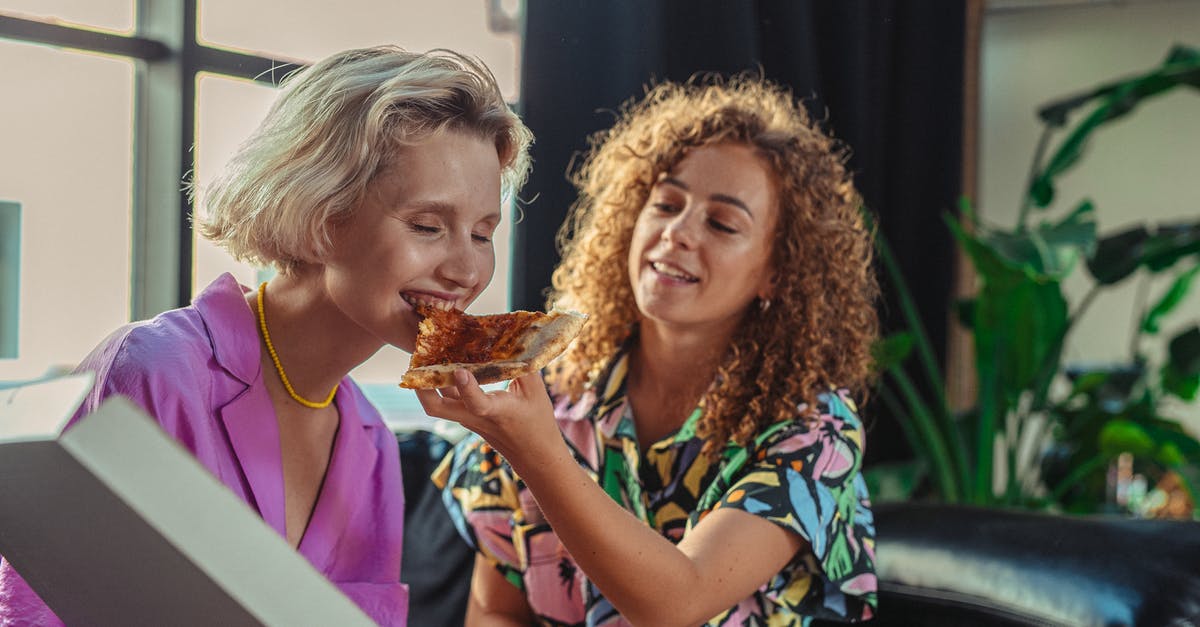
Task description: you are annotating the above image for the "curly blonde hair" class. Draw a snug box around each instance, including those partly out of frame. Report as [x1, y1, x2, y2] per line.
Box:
[547, 76, 879, 456]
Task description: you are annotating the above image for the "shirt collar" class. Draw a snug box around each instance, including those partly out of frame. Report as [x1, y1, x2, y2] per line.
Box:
[193, 273, 261, 386]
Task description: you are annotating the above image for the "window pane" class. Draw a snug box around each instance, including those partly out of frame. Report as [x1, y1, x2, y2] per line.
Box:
[192, 72, 278, 293]
[197, 0, 521, 100]
[0, 41, 133, 381]
[193, 73, 513, 391]
[0, 0, 135, 34]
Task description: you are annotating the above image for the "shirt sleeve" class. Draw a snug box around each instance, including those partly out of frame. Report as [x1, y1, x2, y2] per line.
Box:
[434, 436, 592, 625]
[432, 434, 532, 591]
[711, 389, 878, 620]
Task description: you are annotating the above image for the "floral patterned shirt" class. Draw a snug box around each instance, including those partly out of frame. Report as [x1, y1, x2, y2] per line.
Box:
[433, 349, 877, 626]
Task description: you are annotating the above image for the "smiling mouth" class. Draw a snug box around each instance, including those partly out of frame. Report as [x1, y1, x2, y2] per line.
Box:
[401, 293, 456, 311]
[650, 261, 699, 283]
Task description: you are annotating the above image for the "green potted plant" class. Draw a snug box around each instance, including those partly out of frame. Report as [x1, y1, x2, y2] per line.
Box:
[871, 44, 1200, 516]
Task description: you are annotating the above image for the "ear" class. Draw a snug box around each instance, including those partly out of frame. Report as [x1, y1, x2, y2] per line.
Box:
[758, 265, 777, 297]
[756, 270, 777, 302]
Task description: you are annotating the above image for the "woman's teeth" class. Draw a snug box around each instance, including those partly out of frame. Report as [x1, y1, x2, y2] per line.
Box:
[402, 294, 454, 310]
[651, 262, 698, 282]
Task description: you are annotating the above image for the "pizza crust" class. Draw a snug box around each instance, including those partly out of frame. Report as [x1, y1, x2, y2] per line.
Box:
[399, 309, 587, 389]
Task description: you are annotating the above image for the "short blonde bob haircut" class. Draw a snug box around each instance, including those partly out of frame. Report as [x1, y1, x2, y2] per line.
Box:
[548, 76, 879, 456]
[198, 45, 532, 273]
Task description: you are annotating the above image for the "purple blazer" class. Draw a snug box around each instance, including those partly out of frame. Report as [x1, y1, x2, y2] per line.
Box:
[0, 274, 409, 625]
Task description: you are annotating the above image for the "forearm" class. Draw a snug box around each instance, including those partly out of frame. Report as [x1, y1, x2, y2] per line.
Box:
[465, 553, 533, 627]
[507, 443, 704, 627]
[465, 607, 529, 627]
[417, 372, 794, 625]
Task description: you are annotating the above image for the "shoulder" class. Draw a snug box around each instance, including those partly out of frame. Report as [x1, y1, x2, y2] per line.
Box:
[70, 307, 218, 423]
[757, 388, 866, 484]
[80, 307, 212, 386]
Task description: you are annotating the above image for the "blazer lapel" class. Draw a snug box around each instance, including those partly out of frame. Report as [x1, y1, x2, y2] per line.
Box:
[298, 390, 378, 572]
[219, 386, 287, 538]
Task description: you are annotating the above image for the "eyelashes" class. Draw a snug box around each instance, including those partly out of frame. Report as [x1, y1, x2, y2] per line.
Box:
[407, 222, 493, 244]
[649, 203, 740, 234]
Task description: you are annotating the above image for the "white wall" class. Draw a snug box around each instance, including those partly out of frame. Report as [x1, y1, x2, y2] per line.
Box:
[980, 0, 1200, 424]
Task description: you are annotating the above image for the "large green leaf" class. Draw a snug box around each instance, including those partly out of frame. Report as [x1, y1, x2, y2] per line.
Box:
[1087, 226, 1149, 284]
[984, 199, 1097, 278]
[1036, 45, 1200, 126]
[1160, 324, 1199, 406]
[1163, 362, 1200, 401]
[951, 217, 1071, 398]
[1142, 265, 1200, 334]
[1099, 420, 1156, 458]
[950, 215, 1071, 502]
[1087, 221, 1200, 285]
[1030, 46, 1200, 209]
[872, 333, 915, 372]
[1169, 326, 1200, 377]
[1064, 363, 1143, 406]
[1143, 418, 1200, 462]
[1096, 417, 1200, 470]
[1141, 222, 1200, 272]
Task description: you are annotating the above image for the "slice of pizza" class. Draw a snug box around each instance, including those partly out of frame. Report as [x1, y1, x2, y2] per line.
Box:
[399, 304, 587, 389]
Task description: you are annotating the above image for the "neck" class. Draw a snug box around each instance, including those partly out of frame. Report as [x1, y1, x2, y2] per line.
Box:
[631, 316, 739, 388]
[626, 319, 731, 433]
[250, 271, 383, 401]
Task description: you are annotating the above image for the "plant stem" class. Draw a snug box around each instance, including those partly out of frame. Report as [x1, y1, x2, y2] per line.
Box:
[888, 367, 961, 503]
[878, 384, 931, 473]
[873, 220, 970, 491]
[1048, 454, 1109, 504]
[975, 360, 1003, 506]
[1018, 123, 1056, 232]
[1007, 417, 1020, 505]
[1031, 284, 1102, 410]
[1129, 272, 1150, 361]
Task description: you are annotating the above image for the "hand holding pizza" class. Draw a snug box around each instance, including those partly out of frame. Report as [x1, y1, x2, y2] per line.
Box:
[404, 305, 586, 465]
[414, 369, 564, 469]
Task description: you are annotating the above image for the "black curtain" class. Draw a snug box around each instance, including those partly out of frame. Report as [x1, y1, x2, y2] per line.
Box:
[513, 0, 965, 465]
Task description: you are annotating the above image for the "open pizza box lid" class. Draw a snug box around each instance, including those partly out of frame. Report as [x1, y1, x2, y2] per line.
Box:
[0, 373, 374, 626]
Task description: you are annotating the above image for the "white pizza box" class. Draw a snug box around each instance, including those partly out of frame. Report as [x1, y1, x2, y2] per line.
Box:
[0, 373, 375, 626]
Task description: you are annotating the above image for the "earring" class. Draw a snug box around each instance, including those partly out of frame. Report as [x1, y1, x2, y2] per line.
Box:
[758, 297, 771, 313]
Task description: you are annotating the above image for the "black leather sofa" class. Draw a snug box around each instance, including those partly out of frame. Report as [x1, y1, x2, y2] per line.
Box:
[398, 431, 1200, 627]
[848, 503, 1200, 627]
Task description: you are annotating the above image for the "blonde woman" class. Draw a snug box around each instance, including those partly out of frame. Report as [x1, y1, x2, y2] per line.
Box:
[0, 45, 531, 626]
[428, 77, 879, 626]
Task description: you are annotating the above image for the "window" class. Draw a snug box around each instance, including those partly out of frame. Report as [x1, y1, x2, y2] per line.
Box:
[1, 1, 524, 428]
[198, 0, 520, 100]
[0, 0, 133, 33]
[0, 38, 133, 380]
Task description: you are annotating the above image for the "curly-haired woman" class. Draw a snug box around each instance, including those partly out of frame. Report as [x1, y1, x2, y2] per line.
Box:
[425, 76, 879, 627]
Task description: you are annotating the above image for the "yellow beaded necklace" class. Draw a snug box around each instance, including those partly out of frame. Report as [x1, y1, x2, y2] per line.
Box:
[256, 282, 338, 409]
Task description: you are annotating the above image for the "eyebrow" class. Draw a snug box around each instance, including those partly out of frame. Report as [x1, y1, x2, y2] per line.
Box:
[660, 177, 753, 218]
[405, 200, 502, 224]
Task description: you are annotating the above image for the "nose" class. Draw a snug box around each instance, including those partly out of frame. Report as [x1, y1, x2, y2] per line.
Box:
[661, 208, 699, 249]
[435, 234, 480, 289]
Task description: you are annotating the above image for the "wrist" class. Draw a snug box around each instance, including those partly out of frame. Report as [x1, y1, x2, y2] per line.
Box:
[504, 434, 575, 486]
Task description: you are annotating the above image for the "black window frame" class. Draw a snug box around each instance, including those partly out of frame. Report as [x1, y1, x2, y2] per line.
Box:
[0, 1, 304, 318]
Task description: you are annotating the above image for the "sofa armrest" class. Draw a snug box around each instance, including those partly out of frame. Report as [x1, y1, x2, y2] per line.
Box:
[853, 502, 1200, 626]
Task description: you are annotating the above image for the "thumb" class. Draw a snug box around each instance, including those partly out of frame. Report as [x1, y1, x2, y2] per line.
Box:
[509, 370, 554, 409]
[452, 369, 494, 415]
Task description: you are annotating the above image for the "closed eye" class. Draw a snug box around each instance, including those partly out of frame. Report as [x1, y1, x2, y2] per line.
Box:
[409, 223, 442, 235]
[709, 218, 737, 234]
[472, 233, 493, 244]
[652, 202, 681, 214]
